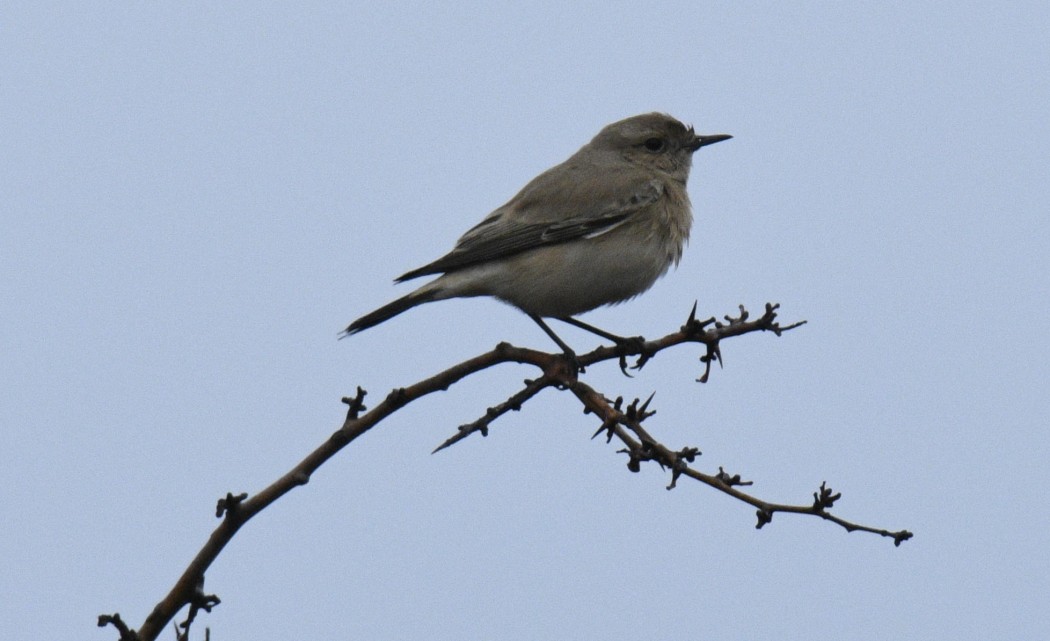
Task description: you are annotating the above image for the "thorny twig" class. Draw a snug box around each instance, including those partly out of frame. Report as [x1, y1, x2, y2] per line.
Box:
[101, 303, 910, 641]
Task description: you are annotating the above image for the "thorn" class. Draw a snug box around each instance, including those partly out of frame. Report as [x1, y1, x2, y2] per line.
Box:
[215, 492, 248, 518]
[666, 468, 681, 490]
[639, 391, 655, 415]
[812, 481, 842, 510]
[627, 455, 640, 473]
[756, 508, 773, 529]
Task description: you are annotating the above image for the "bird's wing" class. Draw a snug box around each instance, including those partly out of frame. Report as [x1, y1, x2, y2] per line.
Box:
[396, 177, 664, 281]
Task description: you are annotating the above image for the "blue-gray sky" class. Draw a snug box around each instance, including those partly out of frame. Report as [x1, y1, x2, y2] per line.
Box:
[3, 2, 1048, 639]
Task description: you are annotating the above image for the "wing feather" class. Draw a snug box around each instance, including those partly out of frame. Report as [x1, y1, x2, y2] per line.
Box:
[397, 178, 663, 281]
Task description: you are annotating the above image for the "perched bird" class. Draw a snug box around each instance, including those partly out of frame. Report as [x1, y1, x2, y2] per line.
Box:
[342, 112, 730, 360]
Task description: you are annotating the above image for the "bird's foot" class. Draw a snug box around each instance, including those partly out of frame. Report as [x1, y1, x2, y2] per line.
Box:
[612, 335, 653, 377]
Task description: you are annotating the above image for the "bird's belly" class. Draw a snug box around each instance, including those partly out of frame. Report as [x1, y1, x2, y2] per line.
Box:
[484, 234, 676, 317]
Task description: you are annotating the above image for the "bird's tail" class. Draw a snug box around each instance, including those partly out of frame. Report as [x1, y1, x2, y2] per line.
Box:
[340, 287, 440, 338]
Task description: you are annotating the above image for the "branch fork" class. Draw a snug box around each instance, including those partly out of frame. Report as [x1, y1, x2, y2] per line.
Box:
[102, 302, 911, 641]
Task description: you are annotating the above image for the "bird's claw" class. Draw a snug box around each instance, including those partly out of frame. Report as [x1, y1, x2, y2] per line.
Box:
[614, 336, 650, 377]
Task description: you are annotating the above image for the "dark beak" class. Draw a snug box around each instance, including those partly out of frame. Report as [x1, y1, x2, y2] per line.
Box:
[689, 133, 732, 151]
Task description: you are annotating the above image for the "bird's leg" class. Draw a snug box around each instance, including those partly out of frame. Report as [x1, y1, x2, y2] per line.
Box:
[555, 316, 649, 377]
[555, 316, 634, 344]
[528, 314, 582, 374]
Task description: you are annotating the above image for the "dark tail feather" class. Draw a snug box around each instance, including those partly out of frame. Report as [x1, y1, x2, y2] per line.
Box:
[340, 288, 438, 338]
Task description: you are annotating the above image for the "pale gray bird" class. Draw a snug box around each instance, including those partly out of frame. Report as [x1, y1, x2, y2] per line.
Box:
[342, 112, 730, 359]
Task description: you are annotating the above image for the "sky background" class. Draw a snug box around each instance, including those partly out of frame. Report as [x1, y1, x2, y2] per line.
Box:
[3, 2, 1049, 639]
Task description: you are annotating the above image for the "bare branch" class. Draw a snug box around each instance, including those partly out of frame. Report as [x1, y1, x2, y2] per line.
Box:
[432, 374, 555, 453]
[568, 377, 912, 545]
[109, 303, 908, 641]
[97, 613, 136, 641]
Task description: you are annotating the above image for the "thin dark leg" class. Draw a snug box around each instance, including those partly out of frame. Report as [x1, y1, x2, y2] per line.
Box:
[555, 316, 630, 343]
[555, 316, 649, 377]
[525, 313, 583, 371]
[529, 315, 579, 359]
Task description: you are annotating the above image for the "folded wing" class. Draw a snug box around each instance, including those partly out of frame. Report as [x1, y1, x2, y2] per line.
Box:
[397, 178, 664, 281]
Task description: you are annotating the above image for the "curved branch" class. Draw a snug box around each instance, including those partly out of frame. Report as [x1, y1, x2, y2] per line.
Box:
[101, 303, 908, 641]
[567, 378, 913, 546]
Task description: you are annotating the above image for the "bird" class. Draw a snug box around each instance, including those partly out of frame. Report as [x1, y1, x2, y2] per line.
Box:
[342, 112, 730, 362]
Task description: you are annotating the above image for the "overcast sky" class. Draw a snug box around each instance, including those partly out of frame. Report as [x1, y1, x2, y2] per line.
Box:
[3, 2, 1048, 639]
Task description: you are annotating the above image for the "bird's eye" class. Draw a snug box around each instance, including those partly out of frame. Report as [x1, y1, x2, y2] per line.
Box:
[643, 137, 666, 152]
